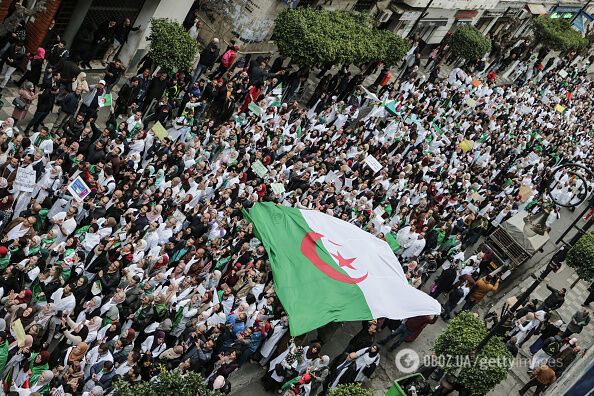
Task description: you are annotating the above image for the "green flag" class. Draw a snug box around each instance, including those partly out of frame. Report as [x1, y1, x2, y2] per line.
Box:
[99, 93, 112, 108]
[248, 102, 262, 116]
[384, 100, 398, 116]
[244, 203, 440, 335]
[272, 82, 283, 96]
[384, 233, 400, 253]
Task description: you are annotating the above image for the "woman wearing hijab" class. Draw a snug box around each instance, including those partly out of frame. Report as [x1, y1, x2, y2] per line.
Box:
[327, 344, 380, 391]
[17, 47, 45, 87]
[12, 81, 39, 125]
[63, 341, 88, 371]
[31, 163, 62, 203]
[140, 330, 167, 358]
[84, 316, 103, 344]
[11, 369, 54, 395]
[2, 334, 32, 379]
[15, 350, 49, 387]
[72, 72, 90, 93]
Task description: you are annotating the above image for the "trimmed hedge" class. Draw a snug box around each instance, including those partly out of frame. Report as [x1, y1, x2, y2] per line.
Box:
[434, 312, 512, 396]
[450, 25, 492, 60]
[566, 233, 594, 281]
[273, 9, 410, 66]
[532, 16, 589, 51]
[147, 18, 199, 72]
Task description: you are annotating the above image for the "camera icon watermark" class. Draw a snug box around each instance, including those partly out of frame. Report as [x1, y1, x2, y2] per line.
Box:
[394, 348, 421, 374]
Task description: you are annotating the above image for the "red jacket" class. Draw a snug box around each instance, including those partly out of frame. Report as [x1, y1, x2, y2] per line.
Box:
[404, 315, 437, 342]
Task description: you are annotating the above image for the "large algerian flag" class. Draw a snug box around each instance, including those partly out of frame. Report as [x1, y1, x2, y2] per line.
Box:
[244, 202, 440, 335]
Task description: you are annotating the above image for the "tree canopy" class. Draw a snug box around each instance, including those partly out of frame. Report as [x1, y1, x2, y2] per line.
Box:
[566, 233, 594, 281]
[147, 18, 199, 72]
[328, 383, 374, 396]
[434, 312, 512, 396]
[450, 25, 492, 60]
[113, 367, 217, 396]
[532, 16, 589, 52]
[273, 8, 410, 66]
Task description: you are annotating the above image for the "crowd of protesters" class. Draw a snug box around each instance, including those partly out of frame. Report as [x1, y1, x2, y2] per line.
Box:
[0, 13, 590, 396]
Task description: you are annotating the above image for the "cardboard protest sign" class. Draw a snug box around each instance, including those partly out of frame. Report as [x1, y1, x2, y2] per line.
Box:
[67, 176, 91, 202]
[13, 166, 36, 192]
[12, 319, 26, 347]
[364, 155, 383, 173]
[251, 160, 268, 178]
[248, 102, 262, 116]
[458, 139, 474, 153]
[151, 121, 168, 140]
[271, 183, 286, 194]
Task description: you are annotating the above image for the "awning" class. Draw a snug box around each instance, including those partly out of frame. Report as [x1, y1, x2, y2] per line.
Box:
[526, 3, 549, 15]
[455, 10, 479, 20]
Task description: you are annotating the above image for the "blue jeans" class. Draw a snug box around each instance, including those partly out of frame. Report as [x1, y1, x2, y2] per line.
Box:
[192, 64, 207, 83]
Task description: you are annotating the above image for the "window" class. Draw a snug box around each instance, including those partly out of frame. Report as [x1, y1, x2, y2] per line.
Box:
[353, 0, 376, 11]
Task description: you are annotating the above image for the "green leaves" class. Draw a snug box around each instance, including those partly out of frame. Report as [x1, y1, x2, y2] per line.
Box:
[433, 312, 512, 396]
[148, 18, 199, 72]
[566, 233, 594, 281]
[532, 16, 589, 52]
[113, 366, 219, 396]
[328, 383, 374, 396]
[450, 25, 492, 60]
[273, 9, 410, 66]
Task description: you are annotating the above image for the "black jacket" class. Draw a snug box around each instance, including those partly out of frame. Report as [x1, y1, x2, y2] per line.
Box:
[199, 43, 220, 67]
[36, 88, 57, 113]
[4, 44, 25, 68]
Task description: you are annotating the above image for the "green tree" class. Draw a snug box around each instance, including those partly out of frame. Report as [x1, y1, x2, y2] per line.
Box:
[566, 233, 594, 281]
[113, 367, 218, 396]
[450, 25, 492, 60]
[147, 18, 199, 72]
[532, 16, 589, 52]
[273, 8, 409, 66]
[434, 312, 512, 396]
[328, 383, 374, 396]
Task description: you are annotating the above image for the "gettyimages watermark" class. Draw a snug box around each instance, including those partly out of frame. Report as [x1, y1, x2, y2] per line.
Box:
[395, 349, 565, 373]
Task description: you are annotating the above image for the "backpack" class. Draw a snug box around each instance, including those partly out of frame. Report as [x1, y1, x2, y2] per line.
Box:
[221, 50, 236, 68]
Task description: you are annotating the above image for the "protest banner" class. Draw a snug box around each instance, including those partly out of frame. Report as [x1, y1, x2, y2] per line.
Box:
[251, 160, 268, 178]
[248, 102, 262, 116]
[272, 82, 283, 96]
[364, 155, 383, 173]
[67, 176, 91, 202]
[271, 183, 286, 194]
[458, 139, 474, 153]
[12, 319, 26, 347]
[373, 206, 385, 218]
[151, 121, 168, 140]
[13, 166, 36, 192]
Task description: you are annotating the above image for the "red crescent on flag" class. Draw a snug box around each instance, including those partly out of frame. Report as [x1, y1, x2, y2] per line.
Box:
[300, 232, 368, 284]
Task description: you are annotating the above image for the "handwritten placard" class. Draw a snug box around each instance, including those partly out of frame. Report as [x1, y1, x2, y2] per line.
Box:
[364, 155, 383, 173]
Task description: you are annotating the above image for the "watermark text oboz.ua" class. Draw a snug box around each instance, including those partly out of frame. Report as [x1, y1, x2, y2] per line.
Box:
[394, 348, 564, 374]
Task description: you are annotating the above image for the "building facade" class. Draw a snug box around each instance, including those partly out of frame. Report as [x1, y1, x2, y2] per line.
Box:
[2, 0, 591, 69]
